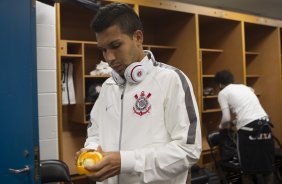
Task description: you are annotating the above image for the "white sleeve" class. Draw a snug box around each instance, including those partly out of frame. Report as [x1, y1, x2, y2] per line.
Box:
[120, 71, 202, 183]
[218, 92, 231, 125]
[84, 87, 104, 150]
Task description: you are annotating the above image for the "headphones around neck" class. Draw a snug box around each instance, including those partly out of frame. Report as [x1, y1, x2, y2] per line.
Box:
[111, 54, 154, 85]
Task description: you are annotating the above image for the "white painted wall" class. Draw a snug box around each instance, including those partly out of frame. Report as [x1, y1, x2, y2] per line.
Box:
[36, 1, 59, 160]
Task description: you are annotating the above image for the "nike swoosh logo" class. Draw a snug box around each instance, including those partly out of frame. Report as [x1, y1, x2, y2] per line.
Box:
[106, 104, 113, 111]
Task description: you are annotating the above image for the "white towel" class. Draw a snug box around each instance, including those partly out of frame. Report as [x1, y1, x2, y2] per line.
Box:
[62, 63, 76, 105]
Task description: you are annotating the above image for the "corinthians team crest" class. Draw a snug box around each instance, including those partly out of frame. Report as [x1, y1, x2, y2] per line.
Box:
[133, 91, 152, 116]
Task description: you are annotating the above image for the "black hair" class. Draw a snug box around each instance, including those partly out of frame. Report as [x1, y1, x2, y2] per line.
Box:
[90, 3, 143, 36]
[214, 70, 234, 85]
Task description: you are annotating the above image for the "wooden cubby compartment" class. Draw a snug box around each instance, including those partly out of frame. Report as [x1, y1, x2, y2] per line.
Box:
[199, 14, 245, 108]
[244, 23, 281, 139]
[199, 15, 244, 81]
[202, 97, 220, 111]
[143, 45, 176, 64]
[85, 77, 105, 102]
[61, 42, 84, 124]
[61, 41, 83, 123]
[84, 43, 101, 75]
[199, 15, 244, 158]
[201, 112, 222, 151]
[60, 3, 96, 41]
[67, 42, 82, 55]
[139, 6, 199, 97]
[60, 40, 82, 56]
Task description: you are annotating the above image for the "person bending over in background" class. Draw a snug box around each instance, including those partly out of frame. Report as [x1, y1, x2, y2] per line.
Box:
[76, 3, 202, 184]
[215, 70, 275, 184]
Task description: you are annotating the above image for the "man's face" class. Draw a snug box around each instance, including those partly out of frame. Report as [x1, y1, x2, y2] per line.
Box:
[96, 25, 143, 76]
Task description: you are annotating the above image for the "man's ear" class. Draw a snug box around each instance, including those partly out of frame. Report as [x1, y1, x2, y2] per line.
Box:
[133, 30, 143, 48]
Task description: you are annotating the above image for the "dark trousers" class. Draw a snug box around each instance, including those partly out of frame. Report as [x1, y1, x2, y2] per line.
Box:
[238, 119, 275, 184]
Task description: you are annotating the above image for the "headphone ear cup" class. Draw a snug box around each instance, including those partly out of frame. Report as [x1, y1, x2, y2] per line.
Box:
[124, 62, 146, 84]
[111, 70, 125, 85]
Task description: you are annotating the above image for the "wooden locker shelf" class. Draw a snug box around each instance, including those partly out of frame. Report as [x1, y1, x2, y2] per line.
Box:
[202, 109, 221, 113]
[203, 95, 218, 99]
[246, 75, 261, 78]
[85, 102, 94, 106]
[61, 54, 82, 57]
[245, 51, 260, 55]
[143, 44, 177, 50]
[202, 75, 215, 77]
[200, 48, 223, 53]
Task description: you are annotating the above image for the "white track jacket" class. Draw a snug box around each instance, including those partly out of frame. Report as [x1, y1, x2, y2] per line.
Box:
[85, 54, 202, 184]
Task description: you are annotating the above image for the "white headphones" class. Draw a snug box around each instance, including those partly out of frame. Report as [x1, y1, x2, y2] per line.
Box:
[111, 54, 154, 85]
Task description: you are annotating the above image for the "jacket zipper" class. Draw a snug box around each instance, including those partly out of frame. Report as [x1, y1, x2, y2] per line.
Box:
[119, 85, 126, 150]
[118, 85, 126, 184]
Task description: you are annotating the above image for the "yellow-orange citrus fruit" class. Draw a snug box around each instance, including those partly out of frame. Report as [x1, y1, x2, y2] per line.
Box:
[77, 150, 103, 175]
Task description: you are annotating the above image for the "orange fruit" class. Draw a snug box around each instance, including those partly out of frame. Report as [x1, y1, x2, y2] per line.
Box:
[77, 150, 103, 175]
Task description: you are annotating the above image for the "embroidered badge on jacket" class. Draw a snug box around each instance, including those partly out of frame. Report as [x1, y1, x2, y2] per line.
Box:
[133, 91, 152, 116]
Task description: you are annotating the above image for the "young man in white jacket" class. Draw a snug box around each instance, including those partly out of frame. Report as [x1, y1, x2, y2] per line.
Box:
[76, 3, 202, 184]
[215, 70, 274, 183]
